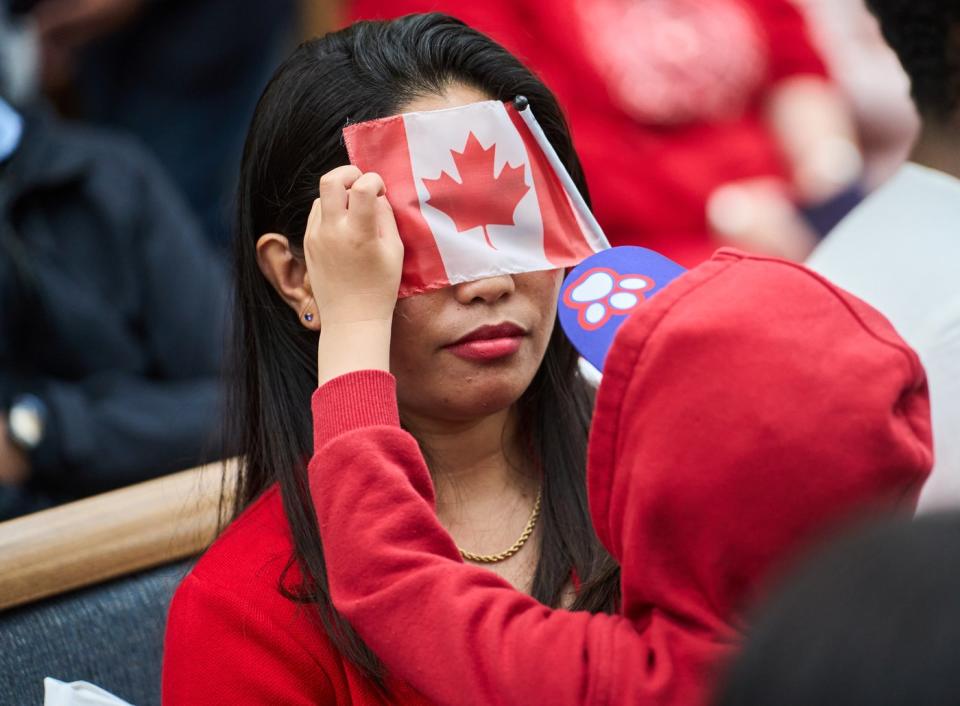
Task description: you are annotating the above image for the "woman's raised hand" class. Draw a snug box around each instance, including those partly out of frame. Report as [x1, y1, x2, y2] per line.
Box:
[306, 166, 403, 325]
[305, 165, 404, 386]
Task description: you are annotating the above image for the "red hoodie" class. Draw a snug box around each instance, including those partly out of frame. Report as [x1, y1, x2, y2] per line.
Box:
[310, 249, 932, 705]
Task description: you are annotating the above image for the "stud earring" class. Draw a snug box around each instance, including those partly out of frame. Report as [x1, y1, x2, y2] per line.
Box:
[304, 312, 315, 322]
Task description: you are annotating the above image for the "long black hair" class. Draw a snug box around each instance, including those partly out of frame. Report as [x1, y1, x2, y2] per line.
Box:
[227, 12, 619, 685]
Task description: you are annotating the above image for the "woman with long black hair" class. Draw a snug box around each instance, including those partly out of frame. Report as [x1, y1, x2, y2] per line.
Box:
[162, 13, 619, 704]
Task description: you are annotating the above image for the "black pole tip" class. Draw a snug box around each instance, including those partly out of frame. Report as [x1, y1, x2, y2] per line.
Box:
[513, 95, 530, 111]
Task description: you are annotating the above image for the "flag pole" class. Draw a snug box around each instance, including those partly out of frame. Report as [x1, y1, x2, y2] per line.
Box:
[512, 95, 611, 252]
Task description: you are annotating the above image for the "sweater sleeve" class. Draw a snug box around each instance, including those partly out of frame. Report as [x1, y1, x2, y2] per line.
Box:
[310, 371, 683, 706]
[162, 572, 336, 705]
[32, 375, 222, 494]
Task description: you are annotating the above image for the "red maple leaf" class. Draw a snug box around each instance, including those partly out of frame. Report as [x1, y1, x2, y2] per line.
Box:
[421, 132, 530, 249]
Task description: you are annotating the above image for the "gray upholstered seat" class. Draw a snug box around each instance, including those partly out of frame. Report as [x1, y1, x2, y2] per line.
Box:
[0, 561, 190, 706]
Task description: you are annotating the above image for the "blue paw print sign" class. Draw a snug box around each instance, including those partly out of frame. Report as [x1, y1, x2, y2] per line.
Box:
[559, 247, 686, 371]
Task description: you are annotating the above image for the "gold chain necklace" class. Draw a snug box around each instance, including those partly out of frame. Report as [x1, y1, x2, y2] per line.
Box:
[457, 489, 542, 564]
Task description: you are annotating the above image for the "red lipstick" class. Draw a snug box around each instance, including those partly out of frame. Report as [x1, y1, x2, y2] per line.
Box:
[445, 322, 527, 361]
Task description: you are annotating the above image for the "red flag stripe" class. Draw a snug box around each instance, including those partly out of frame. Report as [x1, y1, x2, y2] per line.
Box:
[506, 105, 597, 267]
[344, 116, 449, 297]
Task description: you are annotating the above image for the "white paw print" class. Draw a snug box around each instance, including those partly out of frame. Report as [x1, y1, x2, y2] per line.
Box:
[563, 267, 654, 331]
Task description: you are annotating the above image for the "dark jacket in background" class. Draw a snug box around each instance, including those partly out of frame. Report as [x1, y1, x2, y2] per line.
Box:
[11, 0, 296, 247]
[0, 109, 227, 518]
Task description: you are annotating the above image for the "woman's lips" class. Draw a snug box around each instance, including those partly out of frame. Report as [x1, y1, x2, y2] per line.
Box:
[447, 337, 524, 361]
[445, 323, 527, 361]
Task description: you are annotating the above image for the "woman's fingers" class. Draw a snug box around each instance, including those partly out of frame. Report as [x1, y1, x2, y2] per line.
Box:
[375, 195, 401, 241]
[318, 165, 363, 219]
[347, 172, 386, 231]
[305, 196, 323, 241]
[307, 166, 402, 321]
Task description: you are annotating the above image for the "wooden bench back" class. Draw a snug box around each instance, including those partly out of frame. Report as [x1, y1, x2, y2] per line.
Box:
[0, 461, 236, 611]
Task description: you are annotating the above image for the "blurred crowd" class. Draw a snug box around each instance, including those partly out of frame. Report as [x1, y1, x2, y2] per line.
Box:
[1, 0, 959, 702]
[0, 0, 298, 517]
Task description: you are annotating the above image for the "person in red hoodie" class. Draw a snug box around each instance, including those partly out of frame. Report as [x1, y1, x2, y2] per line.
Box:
[351, 0, 864, 266]
[306, 240, 933, 705]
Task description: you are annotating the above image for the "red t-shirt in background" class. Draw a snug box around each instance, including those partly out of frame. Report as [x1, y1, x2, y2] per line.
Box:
[350, 0, 829, 267]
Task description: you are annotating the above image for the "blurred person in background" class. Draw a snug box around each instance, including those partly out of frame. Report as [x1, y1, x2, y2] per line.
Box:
[807, 0, 960, 513]
[794, 0, 919, 186]
[714, 512, 960, 706]
[4, 0, 297, 247]
[0, 90, 228, 520]
[351, 0, 864, 266]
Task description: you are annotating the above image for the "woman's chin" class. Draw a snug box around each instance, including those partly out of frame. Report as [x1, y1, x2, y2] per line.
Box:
[453, 379, 529, 414]
[452, 387, 523, 417]
[400, 373, 533, 421]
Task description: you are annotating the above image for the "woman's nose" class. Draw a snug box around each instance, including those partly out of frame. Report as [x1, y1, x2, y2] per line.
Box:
[453, 275, 516, 305]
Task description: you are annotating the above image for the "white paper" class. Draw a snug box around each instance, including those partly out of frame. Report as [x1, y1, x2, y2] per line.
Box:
[578, 357, 602, 387]
[43, 678, 134, 706]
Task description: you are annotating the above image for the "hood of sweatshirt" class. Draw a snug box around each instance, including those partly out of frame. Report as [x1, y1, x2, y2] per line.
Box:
[588, 249, 932, 633]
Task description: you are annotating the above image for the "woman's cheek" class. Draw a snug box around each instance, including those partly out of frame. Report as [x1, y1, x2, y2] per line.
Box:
[519, 269, 563, 310]
[518, 269, 563, 341]
[389, 292, 449, 391]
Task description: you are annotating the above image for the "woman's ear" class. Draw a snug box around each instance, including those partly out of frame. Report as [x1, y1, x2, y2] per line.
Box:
[255, 233, 321, 330]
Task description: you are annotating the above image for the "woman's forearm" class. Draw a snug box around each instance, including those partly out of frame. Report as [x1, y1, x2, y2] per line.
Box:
[316, 321, 392, 386]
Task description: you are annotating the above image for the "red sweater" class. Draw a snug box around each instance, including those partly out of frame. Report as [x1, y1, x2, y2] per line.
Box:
[161, 485, 432, 703]
[309, 250, 933, 706]
[350, 0, 830, 267]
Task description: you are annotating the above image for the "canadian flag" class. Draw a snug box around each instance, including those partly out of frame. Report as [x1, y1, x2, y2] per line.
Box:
[344, 100, 610, 297]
